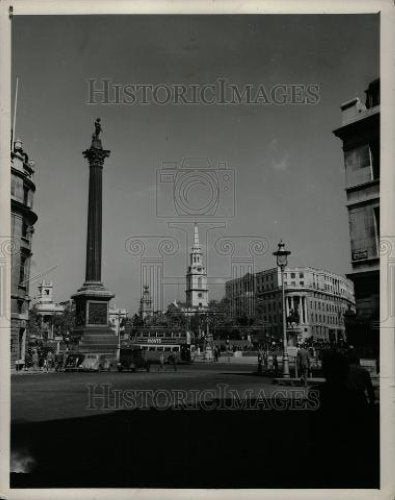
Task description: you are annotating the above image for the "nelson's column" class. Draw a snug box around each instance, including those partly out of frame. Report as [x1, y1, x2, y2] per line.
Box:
[71, 119, 117, 357]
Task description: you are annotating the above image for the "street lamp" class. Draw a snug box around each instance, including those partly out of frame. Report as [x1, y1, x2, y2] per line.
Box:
[273, 240, 291, 378]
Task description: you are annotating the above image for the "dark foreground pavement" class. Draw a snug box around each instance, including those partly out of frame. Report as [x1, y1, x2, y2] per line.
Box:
[11, 365, 379, 489]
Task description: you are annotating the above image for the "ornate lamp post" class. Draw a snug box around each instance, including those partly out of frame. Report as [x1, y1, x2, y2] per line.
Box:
[273, 241, 291, 378]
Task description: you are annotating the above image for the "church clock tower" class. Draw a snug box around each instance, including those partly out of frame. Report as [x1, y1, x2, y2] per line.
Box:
[186, 224, 208, 310]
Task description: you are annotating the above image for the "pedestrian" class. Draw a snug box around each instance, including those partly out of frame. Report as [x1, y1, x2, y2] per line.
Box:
[346, 352, 375, 406]
[273, 354, 278, 375]
[47, 350, 54, 372]
[169, 353, 178, 372]
[257, 352, 263, 374]
[214, 347, 219, 362]
[42, 356, 49, 373]
[24, 350, 32, 371]
[297, 344, 310, 386]
[32, 350, 39, 371]
[55, 352, 64, 372]
[158, 352, 165, 371]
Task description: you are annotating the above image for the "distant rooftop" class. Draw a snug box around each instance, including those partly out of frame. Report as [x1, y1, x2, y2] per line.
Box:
[338, 78, 380, 126]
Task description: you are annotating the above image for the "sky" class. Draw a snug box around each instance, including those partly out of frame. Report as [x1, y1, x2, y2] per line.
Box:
[12, 14, 379, 313]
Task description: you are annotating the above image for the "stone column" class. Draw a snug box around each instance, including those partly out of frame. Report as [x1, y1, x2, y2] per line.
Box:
[71, 120, 116, 358]
[298, 295, 304, 323]
[83, 138, 110, 284]
[304, 297, 308, 324]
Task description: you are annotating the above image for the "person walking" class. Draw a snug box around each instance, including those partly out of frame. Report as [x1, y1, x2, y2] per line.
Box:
[346, 352, 376, 406]
[47, 350, 54, 372]
[55, 352, 63, 372]
[213, 347, 219, 362]
[158, 352, 165, 372]
[297, 344, 310, 386]
[42, 355, 49, 373]
[257, 351, 263, 374]
[169, 353, 178, 372]
[32, 350, 39, 371]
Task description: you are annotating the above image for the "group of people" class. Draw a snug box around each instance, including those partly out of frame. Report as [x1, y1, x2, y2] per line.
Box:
[22, 349, 67, 372]
[157, 352, 178, 372]
[257, 342, 376, 401]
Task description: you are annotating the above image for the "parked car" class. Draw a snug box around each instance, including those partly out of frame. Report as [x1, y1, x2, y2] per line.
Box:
[118, 348, 151, 372]
[64, 353, 85, 371]
[80, 353, 112, 372]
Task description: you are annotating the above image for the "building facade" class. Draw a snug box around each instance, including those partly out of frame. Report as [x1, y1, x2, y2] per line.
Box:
[31, 280, 66, 340]
[333, 78, 380, 347]
[225, 267, 355, 344]
[11, 139, 38, 365]
[185, 224, 208, 310]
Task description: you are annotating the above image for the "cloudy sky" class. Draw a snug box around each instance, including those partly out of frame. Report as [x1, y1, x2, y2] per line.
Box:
[12, 14, 379, 312]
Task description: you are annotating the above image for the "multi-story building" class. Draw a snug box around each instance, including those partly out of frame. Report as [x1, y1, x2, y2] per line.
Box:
[333, 78, 380, 347]
[11, 138, 38, 365]
[31, 280, 66, 340]
[225, 267, 355, 344]
[185, 224, 208, 310]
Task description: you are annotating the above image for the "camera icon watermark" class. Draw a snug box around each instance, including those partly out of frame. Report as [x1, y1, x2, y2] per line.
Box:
[156, 157, 235, 220]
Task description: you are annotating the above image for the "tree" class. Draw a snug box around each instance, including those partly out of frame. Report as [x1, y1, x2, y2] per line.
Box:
[27, 308, 43, 341]
[52, 303, 75, 338]
[165, 303, 187, 329]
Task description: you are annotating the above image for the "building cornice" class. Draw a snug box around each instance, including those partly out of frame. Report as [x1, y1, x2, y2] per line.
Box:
[11, 198, 38, 224]
[333, 107, 379, 139]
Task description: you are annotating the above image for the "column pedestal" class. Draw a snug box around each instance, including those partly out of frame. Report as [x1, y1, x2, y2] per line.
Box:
[72, 282, 117, 357]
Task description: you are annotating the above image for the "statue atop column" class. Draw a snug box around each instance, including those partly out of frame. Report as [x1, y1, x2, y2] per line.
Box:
[91, 118, 103, 148]
[94, 118, 102, 138]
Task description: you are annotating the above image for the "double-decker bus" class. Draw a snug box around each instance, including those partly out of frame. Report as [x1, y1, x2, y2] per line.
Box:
[122, 329, 192, 363]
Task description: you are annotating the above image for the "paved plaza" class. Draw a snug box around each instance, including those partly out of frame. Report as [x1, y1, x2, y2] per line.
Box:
[11, 363, 379, 489]
[12, 363, 311, 422]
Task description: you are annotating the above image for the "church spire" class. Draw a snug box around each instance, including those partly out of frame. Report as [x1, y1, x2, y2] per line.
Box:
[185, 223, 208, 310]
[193, 222, 200, 250]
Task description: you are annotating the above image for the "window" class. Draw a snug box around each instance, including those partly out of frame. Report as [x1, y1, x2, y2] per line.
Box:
[19, 255, 27, 286]
[291, 273, 296, 279]
[23, 187, 29, 206]
[345, 144, 370, 171]
[300, 281, 304, 287]
[299, 273, 304, 278]
[370, 139, 380, 179]
[374, 206, 380, 242]
[344, 144, 375, 187]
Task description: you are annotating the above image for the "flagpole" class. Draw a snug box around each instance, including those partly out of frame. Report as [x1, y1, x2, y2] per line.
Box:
[11, 76, 19, 148]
